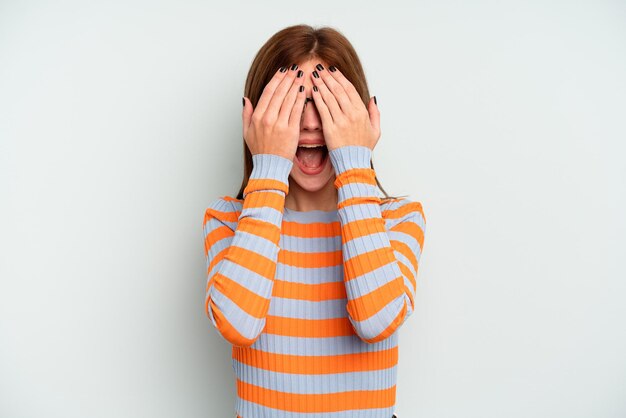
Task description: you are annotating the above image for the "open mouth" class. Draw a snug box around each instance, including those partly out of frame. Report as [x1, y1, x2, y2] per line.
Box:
[294, 143, 329, 175]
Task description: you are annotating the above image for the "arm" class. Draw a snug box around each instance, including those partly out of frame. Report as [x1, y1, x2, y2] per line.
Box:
[329, 145, 426, 343]
[202, 153, 292, 347]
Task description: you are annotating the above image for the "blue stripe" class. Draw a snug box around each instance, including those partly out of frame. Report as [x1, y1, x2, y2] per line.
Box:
[236, 398, 395, 418]
[251, 332, 398, 356]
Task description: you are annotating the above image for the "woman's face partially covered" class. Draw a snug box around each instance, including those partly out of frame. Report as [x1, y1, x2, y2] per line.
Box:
[289, 59, 335, 192]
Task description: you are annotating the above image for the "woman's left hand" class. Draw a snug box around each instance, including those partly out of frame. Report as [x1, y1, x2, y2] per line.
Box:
[310, 64, 380, 152]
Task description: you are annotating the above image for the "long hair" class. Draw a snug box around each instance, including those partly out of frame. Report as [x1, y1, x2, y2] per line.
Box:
[236, 24, 401, 201]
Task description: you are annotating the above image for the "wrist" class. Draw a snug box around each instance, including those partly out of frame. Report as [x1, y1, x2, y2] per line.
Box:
[242, 154, 294, 198]
[328, 145, 372, 174]
[250, 153, 294, 182]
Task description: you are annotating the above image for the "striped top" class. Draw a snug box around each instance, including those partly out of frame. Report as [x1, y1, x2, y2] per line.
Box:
[202, 145, 426, 418]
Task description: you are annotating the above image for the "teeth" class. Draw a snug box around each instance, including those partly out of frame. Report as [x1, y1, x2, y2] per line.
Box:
[298, 144, 324, 148]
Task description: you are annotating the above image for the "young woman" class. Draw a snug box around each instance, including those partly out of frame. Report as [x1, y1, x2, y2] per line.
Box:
[202, 24, 426, 418]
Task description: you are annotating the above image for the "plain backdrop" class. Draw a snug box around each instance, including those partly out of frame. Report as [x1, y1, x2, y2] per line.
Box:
[1, 1, 625, 417]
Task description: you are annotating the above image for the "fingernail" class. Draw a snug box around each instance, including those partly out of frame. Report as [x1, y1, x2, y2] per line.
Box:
[316, 63, 324, 71]
[290, 64, 298, 71]
[313, 86, 318, 92]
[297, 70, 303, 78]
[329, 65, 337, 72]
[373, 96, 377, 105]
[312, 70, 319, 78]
[242, 97, 245, 107]
[299, 85, 304, 92]
[279, 66, 287, 72]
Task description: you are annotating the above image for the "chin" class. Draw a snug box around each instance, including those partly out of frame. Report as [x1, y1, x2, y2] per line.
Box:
[290, 172, 334, 192]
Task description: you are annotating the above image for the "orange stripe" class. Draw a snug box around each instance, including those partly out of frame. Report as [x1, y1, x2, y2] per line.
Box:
[346, 276, 405, 321]
[206, 247, 229, 291]
[391, 221, 425, 251]
[341, 218, 385, 242]
[204, 207, 239, 224]
[396, 255, 417, 287]
[278, 249, 342, 268]
[281, 220, 340, 237]
[237, 217, 281, 245]
[222, 195, 243, 203]
[397, 260, 416, 299]
[337, 195, 381, 209]
[382, 200, 424, 220]
[225, 246, 276, 280]
[391, 238, 418, 272]
[243, 190, 285, 211]
[233, 345, 398, 374]
[333, 168, 377, 188]
[272, 279, 346, 301]
[244, 178, 288, 196]
[205, 275, 216, 294]
[236, 379, 396, 412]
[212, 272, 270, 319]
[403, 281, 415, 312]
[344, 247, 396, 279]
[204, 224, 232, 257]
[263, 315, 353, 338]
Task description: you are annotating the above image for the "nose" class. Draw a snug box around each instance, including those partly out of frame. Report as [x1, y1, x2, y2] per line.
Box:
[300, 97, 322, 131]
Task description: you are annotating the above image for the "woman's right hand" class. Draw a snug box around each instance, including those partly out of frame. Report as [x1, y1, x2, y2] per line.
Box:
[242, 64, 306, 161]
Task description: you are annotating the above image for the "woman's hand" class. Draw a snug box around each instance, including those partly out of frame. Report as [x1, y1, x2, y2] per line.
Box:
[242, 65, 306, 160]
[309, 64, 380, 152]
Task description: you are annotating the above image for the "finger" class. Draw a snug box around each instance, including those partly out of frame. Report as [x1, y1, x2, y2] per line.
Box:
[325, 65, 363, 107]
[288, 81, 307, 128]
[311, 70, 342, 123]
[368, 96, 380, 135]
[264, 65, 300, 121]
[278, 70, 304, 125]
[242, 96, 252, 140]
[314, 64, 352, 112]
[254, 65, 289, 116]
[310, 84, 333, 128]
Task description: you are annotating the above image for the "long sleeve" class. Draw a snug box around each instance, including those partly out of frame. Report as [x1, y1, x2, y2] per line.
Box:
[329, 145, 426, 344]
[202, 153, 293, 347]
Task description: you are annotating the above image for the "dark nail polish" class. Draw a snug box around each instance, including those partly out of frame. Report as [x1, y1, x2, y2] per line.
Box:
[316, 63, 324, 71]
[290, 64, 298, 71]
[279, 66, 287, 72]
[313, 85, 318, 92]
[297, 70, 303, 78]
[329, 65, 337, 72]
[242, 97, 245, 107]
[299, 85, 304, 92]
[312, 70, 319, 78]
[373, 96, 377, 105]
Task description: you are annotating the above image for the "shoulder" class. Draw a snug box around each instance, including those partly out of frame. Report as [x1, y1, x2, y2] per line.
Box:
[203, 196, 243, 229]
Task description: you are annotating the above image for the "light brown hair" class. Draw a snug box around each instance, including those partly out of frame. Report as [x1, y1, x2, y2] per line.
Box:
[236, 24, 400, 201]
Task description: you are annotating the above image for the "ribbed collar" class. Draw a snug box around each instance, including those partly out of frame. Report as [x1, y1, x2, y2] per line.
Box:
[282, 206, 338, 223]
